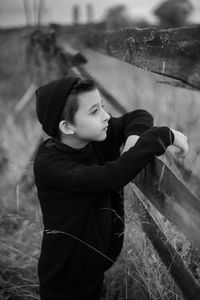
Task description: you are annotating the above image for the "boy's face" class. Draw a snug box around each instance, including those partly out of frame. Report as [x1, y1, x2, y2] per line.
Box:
[71, 88, 110, 143]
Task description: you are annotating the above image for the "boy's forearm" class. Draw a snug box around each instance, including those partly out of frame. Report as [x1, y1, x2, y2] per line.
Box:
[124, 110, 153, 138]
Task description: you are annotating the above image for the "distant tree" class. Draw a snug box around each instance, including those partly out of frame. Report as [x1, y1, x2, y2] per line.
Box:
[103, 4, 152, 30]
[154, 0, 193, 28]
[104, 5, 133, 30]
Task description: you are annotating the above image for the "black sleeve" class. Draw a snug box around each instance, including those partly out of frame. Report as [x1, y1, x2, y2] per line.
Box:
[107, 109, 153, 149]
[34, 127, 174, 193]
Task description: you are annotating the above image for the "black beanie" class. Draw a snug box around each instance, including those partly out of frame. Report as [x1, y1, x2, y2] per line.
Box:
[35, 76, 79, 137]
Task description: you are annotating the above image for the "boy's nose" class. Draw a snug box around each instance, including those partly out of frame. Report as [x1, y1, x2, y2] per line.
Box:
[103, 110, 110, 122]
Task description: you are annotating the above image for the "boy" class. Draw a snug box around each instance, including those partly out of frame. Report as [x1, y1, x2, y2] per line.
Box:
[34, 76, 188, 300]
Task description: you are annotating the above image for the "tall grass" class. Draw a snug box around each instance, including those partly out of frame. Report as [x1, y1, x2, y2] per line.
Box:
[0, 211, 42, 300]
[103, 190, 198, 300]
[0, 27, 41, 299]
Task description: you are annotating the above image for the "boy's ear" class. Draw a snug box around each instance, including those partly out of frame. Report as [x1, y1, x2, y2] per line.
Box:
[59, 120, 74, 135]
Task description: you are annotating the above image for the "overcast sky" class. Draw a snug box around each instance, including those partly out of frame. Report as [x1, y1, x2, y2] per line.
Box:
[0, 0, 200, 27]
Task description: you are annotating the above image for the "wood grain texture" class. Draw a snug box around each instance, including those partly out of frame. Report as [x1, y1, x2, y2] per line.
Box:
[81, 25, 200, 90]
[133, 157, 200, 250]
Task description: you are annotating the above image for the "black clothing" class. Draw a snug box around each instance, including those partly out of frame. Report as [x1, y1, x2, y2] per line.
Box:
[35, 76, 79, 137]
[34, 110, 173, 300]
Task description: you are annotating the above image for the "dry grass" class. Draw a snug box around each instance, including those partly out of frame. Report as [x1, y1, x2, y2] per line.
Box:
[102, 192, 196, 300]
[0, 211, 42, 300]
[0, 27, 41, 299]
[0, 26, 200, 300]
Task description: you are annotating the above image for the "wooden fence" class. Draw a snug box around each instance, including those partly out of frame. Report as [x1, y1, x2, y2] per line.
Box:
[78, 25, 200, 90]
[27, 25, 200, 299]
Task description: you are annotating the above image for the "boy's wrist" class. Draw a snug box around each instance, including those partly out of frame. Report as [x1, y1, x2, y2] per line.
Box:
[121, 135, 139, 154]
[169, 128, 175, 145]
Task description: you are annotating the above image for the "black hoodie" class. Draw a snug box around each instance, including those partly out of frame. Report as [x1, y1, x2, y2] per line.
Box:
[34, 110, 174, 300]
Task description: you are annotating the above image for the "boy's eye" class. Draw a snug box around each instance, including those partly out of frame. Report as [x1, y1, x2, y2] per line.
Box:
[91, 108, 98, 115]
[90, 103, 104, 115]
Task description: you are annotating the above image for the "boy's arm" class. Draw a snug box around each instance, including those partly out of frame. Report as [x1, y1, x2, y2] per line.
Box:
[100, 110, 153, 159]
[108, 109, 153, 148]
[35, 127, 174, 193]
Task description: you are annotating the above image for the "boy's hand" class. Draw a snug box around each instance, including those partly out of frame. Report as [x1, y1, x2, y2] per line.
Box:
[170, 128, 188, 158]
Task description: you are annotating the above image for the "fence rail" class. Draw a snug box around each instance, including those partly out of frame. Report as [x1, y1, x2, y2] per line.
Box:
[60, 25, 200, 90]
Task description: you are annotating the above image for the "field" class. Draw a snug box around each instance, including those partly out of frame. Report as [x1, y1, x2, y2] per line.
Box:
[0, 26, 200, 300]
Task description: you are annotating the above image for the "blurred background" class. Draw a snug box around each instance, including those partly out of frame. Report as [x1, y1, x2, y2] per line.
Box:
[0, 0, 200, 28]
[0, 1, 200, 300]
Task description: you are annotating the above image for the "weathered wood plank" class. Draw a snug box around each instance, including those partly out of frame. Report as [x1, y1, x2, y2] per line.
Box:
[79, 25, 200, 90]
[57, 45, 127, 113]
[76, 65, 127, 114]
[133, 157, 200, 250]
[127, 184, 200, 300]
